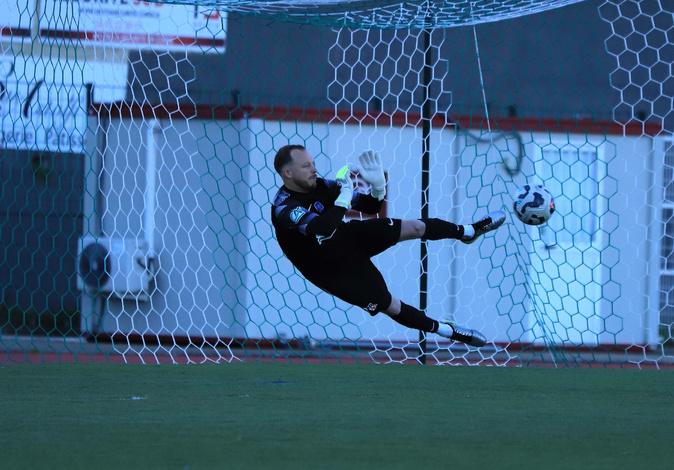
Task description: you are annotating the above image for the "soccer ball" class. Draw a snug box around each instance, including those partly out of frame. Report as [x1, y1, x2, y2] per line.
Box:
[512, 184, 555, 226]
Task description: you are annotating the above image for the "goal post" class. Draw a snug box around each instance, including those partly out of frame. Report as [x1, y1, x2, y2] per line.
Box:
[1, 0, 673, 367]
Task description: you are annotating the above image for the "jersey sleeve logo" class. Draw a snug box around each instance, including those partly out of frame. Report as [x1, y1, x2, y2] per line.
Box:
[289, 206, 309, 224]
[273, 189, 291, 206]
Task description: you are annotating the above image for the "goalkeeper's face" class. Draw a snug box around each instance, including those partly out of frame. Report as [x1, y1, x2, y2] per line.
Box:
[287, 149, 318, 191]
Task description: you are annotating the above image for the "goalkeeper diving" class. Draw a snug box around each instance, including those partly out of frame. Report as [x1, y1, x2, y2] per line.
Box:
[271, 145, 506, 347]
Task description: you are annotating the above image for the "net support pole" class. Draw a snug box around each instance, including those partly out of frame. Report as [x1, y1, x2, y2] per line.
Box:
[145, 120, 160, 258]
[419, 27, 432, 364]
[81, 95, 106, 335]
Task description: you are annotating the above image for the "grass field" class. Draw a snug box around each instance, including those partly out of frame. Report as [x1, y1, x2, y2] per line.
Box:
[2, 362, 674, 469]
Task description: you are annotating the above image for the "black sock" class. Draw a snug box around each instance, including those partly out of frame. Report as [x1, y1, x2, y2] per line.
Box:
[420, 218, 464, 241]
[391, 302, 439, 333]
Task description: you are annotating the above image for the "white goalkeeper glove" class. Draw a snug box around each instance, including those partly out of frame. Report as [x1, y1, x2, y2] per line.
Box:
[358, 150, 386, 201]
[334, 165, 353, 210]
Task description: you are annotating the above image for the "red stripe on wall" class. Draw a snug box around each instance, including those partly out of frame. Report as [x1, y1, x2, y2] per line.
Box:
[40, 29, 225, 48]
[0, 27, 31, 37]
[90, 101, 664, 137]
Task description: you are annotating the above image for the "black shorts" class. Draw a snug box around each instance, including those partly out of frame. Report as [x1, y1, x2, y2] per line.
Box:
[306, 218, 402, 315]
[328, 217, 402, 260]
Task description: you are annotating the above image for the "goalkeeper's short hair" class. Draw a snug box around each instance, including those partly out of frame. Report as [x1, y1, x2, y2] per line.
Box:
[274, 144, 306, 175]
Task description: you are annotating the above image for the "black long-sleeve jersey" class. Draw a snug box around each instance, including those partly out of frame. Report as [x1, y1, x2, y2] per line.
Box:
[271, 177, 382, 278]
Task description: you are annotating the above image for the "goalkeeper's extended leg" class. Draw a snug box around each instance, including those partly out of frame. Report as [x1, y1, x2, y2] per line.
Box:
[384, 297, 487, 347]
[459, 210, 507, 245]
[400, 210, 506, 244]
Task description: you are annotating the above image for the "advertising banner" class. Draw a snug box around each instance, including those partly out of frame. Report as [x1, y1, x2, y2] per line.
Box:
[40, 1, 226, 53]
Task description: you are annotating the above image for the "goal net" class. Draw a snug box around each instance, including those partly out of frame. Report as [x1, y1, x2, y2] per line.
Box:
[1, 0, 672, 367]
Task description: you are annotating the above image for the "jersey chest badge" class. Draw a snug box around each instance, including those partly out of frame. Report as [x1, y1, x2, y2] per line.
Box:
[289, 206, 308, 224]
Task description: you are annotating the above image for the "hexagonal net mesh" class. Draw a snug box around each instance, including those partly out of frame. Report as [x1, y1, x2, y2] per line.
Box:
[1, 0, 673, 367]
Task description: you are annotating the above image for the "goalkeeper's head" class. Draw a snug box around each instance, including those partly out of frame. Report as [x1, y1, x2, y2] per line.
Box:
[274, 144, 318, 192]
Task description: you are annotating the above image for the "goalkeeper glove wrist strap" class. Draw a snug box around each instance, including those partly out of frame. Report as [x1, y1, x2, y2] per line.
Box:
[334, 190, 352, 209]
[371, 186, 386, 201]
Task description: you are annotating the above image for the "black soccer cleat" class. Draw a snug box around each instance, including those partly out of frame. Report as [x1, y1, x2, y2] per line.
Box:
[461, 210, 506, 244]
[440, 321, 487, 347]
